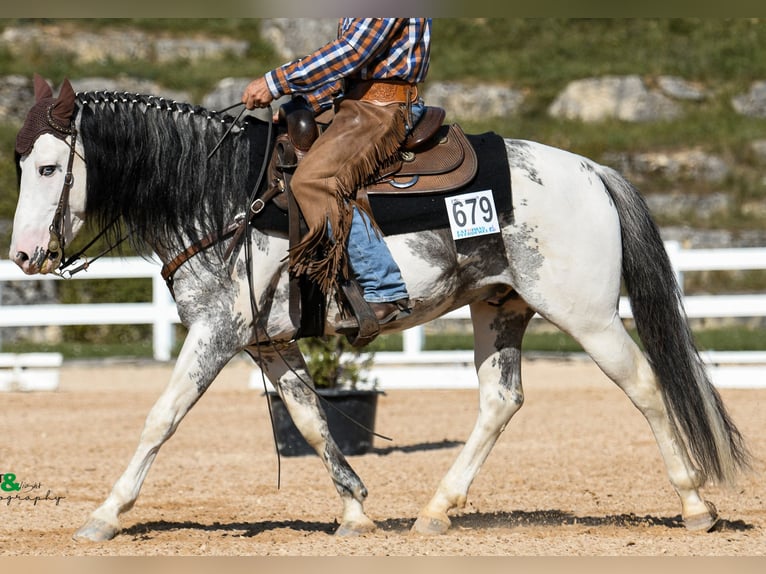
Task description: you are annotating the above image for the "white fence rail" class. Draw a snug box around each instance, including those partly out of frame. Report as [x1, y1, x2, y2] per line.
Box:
[1, 241, 765, 368]
[402, 241, 766, 355]
[0, 257, 179, 361]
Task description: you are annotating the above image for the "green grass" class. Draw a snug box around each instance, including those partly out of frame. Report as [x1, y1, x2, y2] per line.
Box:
[3, 325, 764, 360]
[430, 19, 766, 88]
[0, 19, 282, 101]
[364, 324, 766, 355]
[0, 340, 154, 359]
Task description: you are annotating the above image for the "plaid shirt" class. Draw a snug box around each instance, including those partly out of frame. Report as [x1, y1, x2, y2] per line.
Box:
[266, 18, 431, 112]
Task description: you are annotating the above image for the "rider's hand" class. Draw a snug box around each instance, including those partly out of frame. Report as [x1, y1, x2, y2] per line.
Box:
[242, 77, 275, 110]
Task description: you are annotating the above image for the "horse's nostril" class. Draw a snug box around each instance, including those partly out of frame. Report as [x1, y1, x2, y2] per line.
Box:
[14, 251, 29, 263]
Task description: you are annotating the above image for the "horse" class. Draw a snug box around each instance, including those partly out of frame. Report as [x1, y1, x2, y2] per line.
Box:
[9, 75, 750, 541]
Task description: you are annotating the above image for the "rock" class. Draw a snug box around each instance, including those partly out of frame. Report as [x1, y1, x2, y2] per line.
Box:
[548, 75, 682, 122]
[0, 24, 247, 66]
[644, 192, 731, 220]
[0, 74, 34, 124]
[202, 77, 290, 121]
[603, 149, 729, 184]
[260, 19, 337, 60]
[748, 139, 766, 163]
[661, 227, 766, 249]
[731, 81, 766, 117]
[742, 199, 766, 219]
[657, 76, 708, 101]
[422, 82, 524, 121]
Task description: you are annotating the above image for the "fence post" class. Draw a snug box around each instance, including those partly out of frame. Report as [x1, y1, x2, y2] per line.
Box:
[152, 273, 175, 361]
[664, 240, 683, 292]
[403, 327, 425, 355]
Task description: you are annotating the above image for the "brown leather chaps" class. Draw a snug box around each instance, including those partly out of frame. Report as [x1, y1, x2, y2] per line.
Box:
[287, 97, 407, 296]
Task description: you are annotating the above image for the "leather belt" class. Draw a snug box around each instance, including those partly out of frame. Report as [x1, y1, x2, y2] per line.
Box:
[344, 79, 418, 106]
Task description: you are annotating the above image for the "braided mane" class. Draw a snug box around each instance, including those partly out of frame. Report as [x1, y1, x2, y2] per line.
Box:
[75, 91, 272, 261]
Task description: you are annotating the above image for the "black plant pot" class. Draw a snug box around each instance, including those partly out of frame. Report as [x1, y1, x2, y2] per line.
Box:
[267, 388, 381, 457]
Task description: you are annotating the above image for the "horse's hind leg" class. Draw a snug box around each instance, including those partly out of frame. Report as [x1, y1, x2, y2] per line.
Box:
[250, 342, 376, 536]
[412, 297, 534, 535]
[568, 317, 717, 530]
[73, 322, 234, 542]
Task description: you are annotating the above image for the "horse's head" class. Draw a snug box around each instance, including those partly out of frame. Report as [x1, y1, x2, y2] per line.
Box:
[10, 74, 87, 275]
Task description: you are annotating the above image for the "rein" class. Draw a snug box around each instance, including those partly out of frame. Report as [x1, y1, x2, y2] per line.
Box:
[159, 104, 276, 296]
[56, 216, 128, 278]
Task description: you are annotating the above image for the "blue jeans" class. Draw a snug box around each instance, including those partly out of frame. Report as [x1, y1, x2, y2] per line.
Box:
[345, 100, 424, 303]
[347, 207, 408, 303]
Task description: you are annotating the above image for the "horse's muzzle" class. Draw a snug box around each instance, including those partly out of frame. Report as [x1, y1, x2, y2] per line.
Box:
[11, 244, 60, 275]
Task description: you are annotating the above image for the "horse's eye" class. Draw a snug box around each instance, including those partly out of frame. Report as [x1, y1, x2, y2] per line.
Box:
[38, 165, 57, 177]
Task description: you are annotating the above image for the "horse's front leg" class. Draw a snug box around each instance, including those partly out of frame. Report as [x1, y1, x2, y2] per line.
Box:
[73, 321, 236, 542]
[250, 342, 376, 536]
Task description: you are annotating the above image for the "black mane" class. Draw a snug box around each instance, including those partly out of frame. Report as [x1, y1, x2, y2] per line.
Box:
[75, 91, 273, 262]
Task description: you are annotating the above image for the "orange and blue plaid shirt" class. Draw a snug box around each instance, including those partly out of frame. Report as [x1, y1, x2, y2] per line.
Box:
[266, 18, 431, 112]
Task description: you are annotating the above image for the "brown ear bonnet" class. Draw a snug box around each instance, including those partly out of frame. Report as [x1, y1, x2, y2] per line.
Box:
[15, 74, 76, 156]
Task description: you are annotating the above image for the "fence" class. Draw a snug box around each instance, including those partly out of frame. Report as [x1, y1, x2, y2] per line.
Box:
[400, 241, 766, 355]
[0, 257, 178, 361]
[1, 241, 765, 378]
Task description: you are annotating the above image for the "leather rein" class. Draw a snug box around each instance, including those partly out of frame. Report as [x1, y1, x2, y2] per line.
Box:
[160, 106, 275, 297]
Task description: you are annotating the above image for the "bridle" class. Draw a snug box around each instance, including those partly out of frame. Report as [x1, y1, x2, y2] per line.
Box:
[44, 104, 126, 278]
[44, 103, 77, 273]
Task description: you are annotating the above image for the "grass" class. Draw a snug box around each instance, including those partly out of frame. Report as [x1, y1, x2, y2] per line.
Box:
[3, 325, 764, 360]
[429, 19, 766, 88]
[371, 325, 766, 354]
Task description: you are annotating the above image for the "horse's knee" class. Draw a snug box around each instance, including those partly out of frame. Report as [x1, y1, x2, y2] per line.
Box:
[480, 378, 524, 418]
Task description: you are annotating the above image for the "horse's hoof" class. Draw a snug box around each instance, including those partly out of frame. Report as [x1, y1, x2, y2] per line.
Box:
[684, 501, 719, 532]
[72, 518, 120, 542]
[411, 514, 451, 535]
[335, 518, 376, 536]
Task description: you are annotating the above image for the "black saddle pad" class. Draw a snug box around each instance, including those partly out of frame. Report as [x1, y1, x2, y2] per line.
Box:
[368, 131, 511, 236]
[250, 131, 511, 238]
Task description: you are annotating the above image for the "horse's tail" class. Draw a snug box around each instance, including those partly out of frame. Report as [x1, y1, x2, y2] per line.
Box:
[597, 165, 750, 485]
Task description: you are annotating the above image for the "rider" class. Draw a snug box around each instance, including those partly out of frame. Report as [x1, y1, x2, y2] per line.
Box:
[242, 18, 431, 333]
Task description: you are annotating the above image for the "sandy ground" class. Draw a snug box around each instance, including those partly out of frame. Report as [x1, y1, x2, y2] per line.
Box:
[0, 355, 764, 557]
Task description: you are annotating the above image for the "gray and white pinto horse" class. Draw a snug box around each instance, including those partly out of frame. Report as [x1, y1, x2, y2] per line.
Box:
[10, 76, 749, 541]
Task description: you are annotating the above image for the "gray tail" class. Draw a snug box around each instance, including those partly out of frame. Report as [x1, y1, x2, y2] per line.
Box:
[598, 165, 750, 485]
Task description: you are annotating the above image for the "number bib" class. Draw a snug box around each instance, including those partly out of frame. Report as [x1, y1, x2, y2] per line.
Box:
[445, 189, 500, 240]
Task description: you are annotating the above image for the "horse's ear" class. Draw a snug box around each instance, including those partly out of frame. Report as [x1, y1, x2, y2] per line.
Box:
[51, 78, 76, 127]
[33, 73, 53, 101]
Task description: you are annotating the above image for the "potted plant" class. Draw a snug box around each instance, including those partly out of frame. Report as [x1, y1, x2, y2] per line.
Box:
[267, 335, 381, 457]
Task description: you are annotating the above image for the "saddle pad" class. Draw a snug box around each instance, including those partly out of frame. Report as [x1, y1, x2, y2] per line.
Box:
[368, 131, 511, 236]
[249, 130, 511, 239]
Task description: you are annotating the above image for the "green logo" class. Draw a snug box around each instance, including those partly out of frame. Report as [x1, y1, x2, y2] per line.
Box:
[1, 473, 21, 492]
